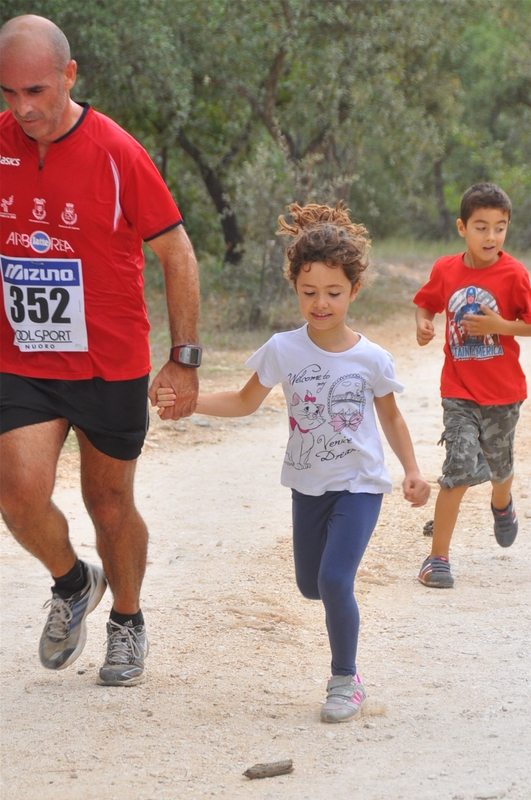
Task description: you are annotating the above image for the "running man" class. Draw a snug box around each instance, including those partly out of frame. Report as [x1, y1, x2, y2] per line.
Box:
[0, 15, 201, 685]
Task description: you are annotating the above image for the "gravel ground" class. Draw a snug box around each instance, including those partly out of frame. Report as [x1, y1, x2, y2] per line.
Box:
[1, 309, 530, 800]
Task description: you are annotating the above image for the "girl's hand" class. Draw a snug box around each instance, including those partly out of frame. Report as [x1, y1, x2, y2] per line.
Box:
[156, 387, 177, 417]
[402, 474, 431, 507]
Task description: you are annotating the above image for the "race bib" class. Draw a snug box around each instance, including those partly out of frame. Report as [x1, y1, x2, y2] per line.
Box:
[1, 254, 88, 352]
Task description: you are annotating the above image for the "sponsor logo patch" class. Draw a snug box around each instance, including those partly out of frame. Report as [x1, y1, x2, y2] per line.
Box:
[0, 195, 16, 219]
[30, 231, 51, 254]
[6, 231, 74, 254]
[32, 197, 46, 221]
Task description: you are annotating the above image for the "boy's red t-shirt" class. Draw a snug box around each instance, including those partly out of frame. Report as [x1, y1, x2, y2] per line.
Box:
[413, 251, 531, 405]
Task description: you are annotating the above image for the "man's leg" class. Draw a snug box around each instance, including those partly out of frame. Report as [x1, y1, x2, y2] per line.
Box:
[0, 420, 107, 669]
[76, 430, 149, 685]
[0, 419, 75, 574]
[77, 429, 147, 613]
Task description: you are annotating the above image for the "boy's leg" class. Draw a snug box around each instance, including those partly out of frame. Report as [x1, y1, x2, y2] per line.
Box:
[491, 474, 513, 512]
[491, 474, 518, 547]
[419, 399, 487, 588]
[429, 484, 468, 560]
[481, 402, 520, 548]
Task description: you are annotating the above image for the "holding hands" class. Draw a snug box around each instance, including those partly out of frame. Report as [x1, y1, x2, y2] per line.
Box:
[149, 366, 196, 421]
[154, 386, 177, 417]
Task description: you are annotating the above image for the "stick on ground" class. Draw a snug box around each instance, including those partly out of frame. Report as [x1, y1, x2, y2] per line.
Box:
[243, 759, 294, 779]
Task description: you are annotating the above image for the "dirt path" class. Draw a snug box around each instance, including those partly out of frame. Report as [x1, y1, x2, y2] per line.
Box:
[1, 311, 530, 800]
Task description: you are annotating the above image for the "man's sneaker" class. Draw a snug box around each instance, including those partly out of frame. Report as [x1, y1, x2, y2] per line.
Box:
[492, 496, 518, 548]
[320, 674, 366, 723]
[418, 555, 454, 588]
[39, 563, 107, 670]
[98, 620, 149, 686]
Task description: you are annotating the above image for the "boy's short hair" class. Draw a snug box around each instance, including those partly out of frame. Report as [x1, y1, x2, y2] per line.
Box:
[459, 183, 512, 225]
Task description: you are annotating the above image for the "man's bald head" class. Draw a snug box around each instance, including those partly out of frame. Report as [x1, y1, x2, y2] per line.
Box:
[0, 14, 80, 149]
[0, 15, 71, 72]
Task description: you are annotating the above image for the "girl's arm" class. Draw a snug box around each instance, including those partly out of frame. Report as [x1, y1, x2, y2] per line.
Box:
[374, 393, 431, 507]
[157, 372, 272, 418]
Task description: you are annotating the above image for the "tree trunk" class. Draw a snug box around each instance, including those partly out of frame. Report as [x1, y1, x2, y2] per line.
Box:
[177, 133, 244, 264]
[434, 159, 452, 240]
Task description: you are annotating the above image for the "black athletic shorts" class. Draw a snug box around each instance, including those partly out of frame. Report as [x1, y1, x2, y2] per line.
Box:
[0, 373, 150, 460]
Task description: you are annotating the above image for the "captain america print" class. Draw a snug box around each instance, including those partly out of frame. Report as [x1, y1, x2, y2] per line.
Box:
[448, 285, 503, 360]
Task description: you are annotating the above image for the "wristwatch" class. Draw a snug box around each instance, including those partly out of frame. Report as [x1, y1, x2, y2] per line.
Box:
[169, 344, 202, 367]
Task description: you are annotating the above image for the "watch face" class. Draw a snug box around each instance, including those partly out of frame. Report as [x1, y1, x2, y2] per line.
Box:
[172, 345, 202, 366]
[180, 346, 201, 366]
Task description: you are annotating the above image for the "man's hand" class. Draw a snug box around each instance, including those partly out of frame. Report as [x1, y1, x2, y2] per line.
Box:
[148, 361, 198, 420]
[462, 304, 505, 336]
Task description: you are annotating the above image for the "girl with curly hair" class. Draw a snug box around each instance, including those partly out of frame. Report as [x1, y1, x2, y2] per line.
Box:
[157, 202, 430, 723]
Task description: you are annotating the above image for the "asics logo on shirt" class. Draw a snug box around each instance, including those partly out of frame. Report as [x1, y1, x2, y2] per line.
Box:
[0, 155, 21, 166]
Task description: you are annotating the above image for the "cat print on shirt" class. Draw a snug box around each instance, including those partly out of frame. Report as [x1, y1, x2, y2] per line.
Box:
[285, 373, 367, 469]
[285, 392, 326, 469]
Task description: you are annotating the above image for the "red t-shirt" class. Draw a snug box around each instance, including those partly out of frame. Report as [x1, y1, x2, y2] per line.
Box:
[413, 252, 531, 405]
[0, 104, 182, 380]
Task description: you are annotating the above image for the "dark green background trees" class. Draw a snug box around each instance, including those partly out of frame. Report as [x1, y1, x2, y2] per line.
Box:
[2, 0, 530, 324]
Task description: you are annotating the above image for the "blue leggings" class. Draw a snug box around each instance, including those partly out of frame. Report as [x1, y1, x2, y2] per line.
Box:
[292, 489, 383, 676]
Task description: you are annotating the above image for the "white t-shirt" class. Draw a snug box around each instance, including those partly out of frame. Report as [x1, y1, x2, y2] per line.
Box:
[246, 325, 404, 496]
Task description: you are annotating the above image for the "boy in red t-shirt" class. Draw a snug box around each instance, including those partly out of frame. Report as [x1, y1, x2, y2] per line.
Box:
[414, 183, 531, 588]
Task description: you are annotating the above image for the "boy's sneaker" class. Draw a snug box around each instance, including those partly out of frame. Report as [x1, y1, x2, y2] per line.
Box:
[39, 563, 107, 670]
[492, 496, 518, 548]
[98, 620, 149, 686]
[418, 556, 454, 588]
[320, 674, 366, 723]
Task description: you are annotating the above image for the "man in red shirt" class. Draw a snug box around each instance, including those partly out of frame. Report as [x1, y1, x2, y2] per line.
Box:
[0, 15, 201, 685]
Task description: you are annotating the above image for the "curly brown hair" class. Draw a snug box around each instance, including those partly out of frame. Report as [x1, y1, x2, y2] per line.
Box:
[277, 201, 371, 288]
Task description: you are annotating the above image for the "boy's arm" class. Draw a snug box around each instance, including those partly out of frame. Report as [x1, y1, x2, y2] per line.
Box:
[374, 393, 431, 507]
[462, 305, 531, 337]
[157, 372, 272, 418]
[415, 306, 436, 346]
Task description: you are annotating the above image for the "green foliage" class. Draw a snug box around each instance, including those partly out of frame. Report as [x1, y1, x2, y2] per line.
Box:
[2, 0, 530, 315]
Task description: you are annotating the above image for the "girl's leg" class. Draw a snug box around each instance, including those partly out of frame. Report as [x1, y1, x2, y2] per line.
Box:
[291, 489, 338, 601]
[317, 492, 382, 676]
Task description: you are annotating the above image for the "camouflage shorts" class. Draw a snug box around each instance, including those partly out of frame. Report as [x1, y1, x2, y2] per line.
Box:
[438, 398, 522, 489]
